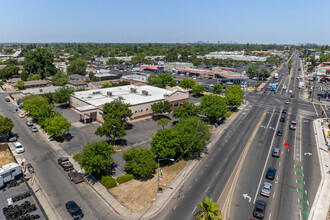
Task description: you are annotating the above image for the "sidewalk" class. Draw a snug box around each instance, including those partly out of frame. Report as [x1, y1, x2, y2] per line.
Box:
[309, 119, 330, 220]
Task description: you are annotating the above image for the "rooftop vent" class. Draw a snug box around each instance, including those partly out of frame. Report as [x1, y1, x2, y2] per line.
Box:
[142, 90, 148, 96]
[39, 89, 43, 92]
[107, 91, 112, 97]
[118, 96, 124, 100]
[92, 91, 101, 95]
[130, 87, 137, 93]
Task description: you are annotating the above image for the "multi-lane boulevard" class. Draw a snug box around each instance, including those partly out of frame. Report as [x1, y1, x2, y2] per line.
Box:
[155, 52, 323, 220]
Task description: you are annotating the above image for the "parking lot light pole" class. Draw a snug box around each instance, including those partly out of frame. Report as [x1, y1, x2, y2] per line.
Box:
[157, 158, 174, 195]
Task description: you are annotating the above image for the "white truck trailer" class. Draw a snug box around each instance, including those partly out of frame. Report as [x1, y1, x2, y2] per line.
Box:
[0, 162, 22, 188]
[274, 73, 279, 79]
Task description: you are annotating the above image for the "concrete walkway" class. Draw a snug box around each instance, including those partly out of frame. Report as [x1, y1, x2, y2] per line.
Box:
[309, 119, 330, 220]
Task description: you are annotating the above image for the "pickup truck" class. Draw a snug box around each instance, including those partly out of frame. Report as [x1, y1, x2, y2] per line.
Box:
[57, 157, 74, 171]
[68, 171, 84, 184]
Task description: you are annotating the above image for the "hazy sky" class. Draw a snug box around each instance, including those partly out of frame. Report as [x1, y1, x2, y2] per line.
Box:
[0, 0, 329, 44]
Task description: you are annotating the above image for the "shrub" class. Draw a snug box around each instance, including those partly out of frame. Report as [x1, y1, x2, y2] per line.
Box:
[73, 153, 81, 164]
[116, 174, 134, 184]
[224, 111, 234, 119]
[0, 81, 4, 85]
[100, 175, 117, 189]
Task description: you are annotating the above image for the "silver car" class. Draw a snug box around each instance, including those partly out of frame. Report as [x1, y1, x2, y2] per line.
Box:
[30, 126, 38, 132]
[261, 182, 272, 197]
[272, 148, 281, 158]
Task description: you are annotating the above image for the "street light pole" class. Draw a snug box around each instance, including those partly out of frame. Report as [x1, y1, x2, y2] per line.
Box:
[157, 158, 174, 195]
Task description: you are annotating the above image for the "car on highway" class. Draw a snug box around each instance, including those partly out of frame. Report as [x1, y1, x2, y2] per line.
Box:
[26, 163, 34, 174]
[266, 167, 276, 180]
[253, 200, 267, 219]
[328, 106, 330, 111]
[260, 87, 264, 91]
[277, 129, 283, 136]
[18, 113, 25, 118]
[288, 89, 293, 93]
[285, 100, 290, 104]
[29, 126, 38, 132]
[282, 109, 287, 114]
[5, 98, 10, 102]
[272, 148, 281, 158]
[283, 85, 287, 90]
[58, 157, 74, 171]
[280, 116, 286, 122]
[26, 120, 33, 126]
[290, 121, 297, 130]
[260, 182, 272, 197]
[14, 142, 25, 154]
[291, 94, 295, 98]
[65, 201, 84, 219]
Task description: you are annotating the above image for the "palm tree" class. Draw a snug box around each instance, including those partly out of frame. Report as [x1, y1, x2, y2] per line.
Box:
[194, 196, 222, 220]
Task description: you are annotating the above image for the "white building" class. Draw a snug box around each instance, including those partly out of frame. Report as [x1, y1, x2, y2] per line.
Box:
[70, 85, 189, 122]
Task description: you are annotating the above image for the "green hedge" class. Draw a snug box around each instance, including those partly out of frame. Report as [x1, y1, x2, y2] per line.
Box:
[116, 174, 134, 184]
[100, 175, 117, 189]
[73, 153, 80, 164]
[225, 111, 234, 119]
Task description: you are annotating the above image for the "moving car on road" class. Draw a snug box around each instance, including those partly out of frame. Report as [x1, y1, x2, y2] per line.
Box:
[272, 148, 281, 158]
[285, 100, 290, 104]
[290, 121, 297, 130]
[266, 167, 276, 180]
[282, 109, 287, 114]
[5, 98, 10, 102]
[260, 182, 272, 197]
[58, 157, 74, 171]
[65, 201, 84, 219]
[277, 129, 283, 136]
[253, 200, 267, 219]
[280, 116, 286, 122]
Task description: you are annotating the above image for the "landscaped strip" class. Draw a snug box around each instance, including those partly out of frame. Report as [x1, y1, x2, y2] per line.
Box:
[296, 179, 305, 185]
[295, 165, 302, 170]
[297, 188, 307, 194]
[295, 171, 304, 177]
[299, 199, 309, 205]
[301, 210, 309, 216]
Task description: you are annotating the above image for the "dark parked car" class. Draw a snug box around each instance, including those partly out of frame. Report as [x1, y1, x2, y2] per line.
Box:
[9, 132, 18, 142]
[282, 109, 287, 114]
[5, 98, 10, 102]
[277, 129, 283, 136]
[266, 167, 276, 180]
[68, 171, 84, 184]
[65, 201, 84, 219]
[58, 157, 74, 171]
[280, 116, 286, 122]
[26, 163, 34, 173]
[272, 148, 281, 158]
[253, 200, 267, 219]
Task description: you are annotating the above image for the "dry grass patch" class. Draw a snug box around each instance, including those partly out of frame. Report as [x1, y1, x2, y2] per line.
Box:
[109, 160, 188, 211]
[0, 147, 15, 167]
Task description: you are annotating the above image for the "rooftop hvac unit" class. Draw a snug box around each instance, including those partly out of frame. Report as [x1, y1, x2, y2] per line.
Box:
[118, 96, 124, 100]
[39, 89, 43, 92]
[107, 91, 112, 97]
[142, 90, 148, 96]
[130, 87, 137, 93]
[92, 91, 101, 95]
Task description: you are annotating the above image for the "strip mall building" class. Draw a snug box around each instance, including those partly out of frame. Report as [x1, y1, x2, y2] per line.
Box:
[70, 85, 189, 123]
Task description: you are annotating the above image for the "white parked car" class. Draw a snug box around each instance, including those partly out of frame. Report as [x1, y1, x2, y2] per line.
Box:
[14, 142, 25, 154]
[18, 113, 25, 118]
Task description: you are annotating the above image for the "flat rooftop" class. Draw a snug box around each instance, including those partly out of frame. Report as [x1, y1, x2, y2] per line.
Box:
[73, 85, 180, 107]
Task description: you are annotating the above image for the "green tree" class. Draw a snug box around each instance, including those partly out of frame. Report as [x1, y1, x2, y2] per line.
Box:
[20, 70, 29, 81]
[24, 48, 56, 79]
[0, 66, 20, 79]
[101, 81, 112, 88]
[4, 58, 18, 66]
[95, 118, 126, 144]
[52, 70, 70, 86]
[151, 100, 172, 115]
[179, 78, 196, 89]
[67, 58, 87, 75]
[0, 115, 14, 136]
[15, 80, 25, 89]
[225, 85, 243, 106]
[44, 116, 71, 139]
[21, 94, 54, 124]
[192, 85, 206, 95]
[158, 73, 176, 87]
[147, 75, 162, 88]
[246, 66, 259, 78]
[106, 57, 119, 65]
[157, 118, 170, 130]
[172, 102, 199, 118]
[260, 69, 270, 79]
[194, 196, 221, 220]
[80, 141, 115, 176]
[173, 117, 210, 157]
[53, 86, 75, 103]
[102, 100, 132, 122]
[192, 58, 202, 68]
[200, 95, 228, 119]
[28, 73, 42, 81]
[131, 53, 146, 64]
[211, 84, 223, 94]
[151, 129, 181, 158]
[123, 146, 158, 178]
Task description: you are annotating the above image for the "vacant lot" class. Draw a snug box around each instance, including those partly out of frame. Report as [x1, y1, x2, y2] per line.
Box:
[0, 145, 15, 167]
[109, 160, 188, 211]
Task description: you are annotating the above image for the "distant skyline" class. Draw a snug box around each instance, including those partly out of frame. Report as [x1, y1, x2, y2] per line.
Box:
[0, 0, 329, 45]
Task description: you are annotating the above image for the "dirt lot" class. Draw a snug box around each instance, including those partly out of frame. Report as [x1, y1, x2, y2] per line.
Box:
[109, 160, 188, 211]
[0, 146, 15, 167]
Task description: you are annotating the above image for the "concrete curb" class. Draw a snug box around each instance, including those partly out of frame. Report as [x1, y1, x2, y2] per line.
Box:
[308, 119, 330, 220]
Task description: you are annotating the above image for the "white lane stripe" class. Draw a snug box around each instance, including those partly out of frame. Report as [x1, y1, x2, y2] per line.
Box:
[192, 206, 197, 214]
[312, 102, 319, 117]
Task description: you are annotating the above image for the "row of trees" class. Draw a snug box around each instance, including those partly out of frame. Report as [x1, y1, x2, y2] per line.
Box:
[245, 66, 270, 79]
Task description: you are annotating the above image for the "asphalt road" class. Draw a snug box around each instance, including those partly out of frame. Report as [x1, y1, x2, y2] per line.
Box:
[0, 93, 118, 220]
[153, 51, 322, 220]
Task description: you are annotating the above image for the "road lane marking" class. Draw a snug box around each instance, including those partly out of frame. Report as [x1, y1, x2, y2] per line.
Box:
[205, 186, 210, 192]
[273, 191, 276, 198]
[269, 213, 272, 220]
[266, 109, 275, 129]
[312, 102, 319, 117]
[253, 108, 282, 204]
[191, 206, 197, 214]
[172, 205, 177, 210]
[189, 186, 192, 190]
[181, 195, 185, 199]
[216, 170, 220, 176]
